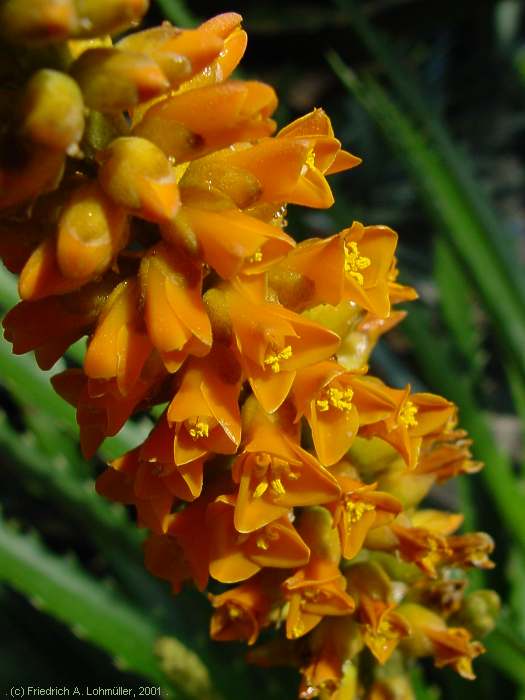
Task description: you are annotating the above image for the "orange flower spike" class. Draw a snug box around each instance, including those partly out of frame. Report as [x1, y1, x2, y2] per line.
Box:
[328, 470, 402, 560]
[207, 495, 310, 584]
[139, 242, 212, 372]
[83, 278, 153, 395]
[283, 507, 355, 640]
[98, 137, 180, 223]
[57, 182, 129, 281]
[282, 221, 398, 317]
[167, 349, 242, 465]
[164, 205, 294, 280]
[209, 571, 280, 645]
[139, 412, 205, 501]
[70, 47, 170, 112]
[362, 386, 456, 469]
[228, 288, 340, 413]
[133, 81, 278, 162]
[232, 398, 340, 532]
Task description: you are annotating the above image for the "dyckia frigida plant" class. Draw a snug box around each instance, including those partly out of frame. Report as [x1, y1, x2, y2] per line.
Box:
[0, 1, 500, 698]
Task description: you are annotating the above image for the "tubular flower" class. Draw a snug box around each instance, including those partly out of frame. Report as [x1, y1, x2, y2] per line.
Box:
[0, 5, 498, 699]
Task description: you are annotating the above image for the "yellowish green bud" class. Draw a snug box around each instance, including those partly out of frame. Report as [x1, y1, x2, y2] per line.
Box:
[70, 47, 169, 112]
[20, 69, 84, 154]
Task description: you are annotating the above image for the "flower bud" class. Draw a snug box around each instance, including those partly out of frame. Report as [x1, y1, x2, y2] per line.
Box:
[71, 0, 148, 38]
[70, 48, 169, 112]
[0, 143, 65, 210]
[0, 0, 75, 44]
[453, 590, 500, 638]
[57, 181, 128, 280]
[98, 136, 180, 222]
[20, 69, 84, 153]
[296, 506, 341, 564]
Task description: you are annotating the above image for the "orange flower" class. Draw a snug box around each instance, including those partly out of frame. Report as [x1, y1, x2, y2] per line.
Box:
[328, 474, 402, 560]
[139, 242, 212, 372]
[52, 355, 165, 457]
[179, 109, 359, 211]
[414, 436, 482, 483]
[207, 495, 310, 584]
[166, 348, 242, 465]
[227, 285, 341, 413]
[209, 571, 281, 645]
[390, 523, 451, 578]
[359, 596, 410, 664]
[96, 447, 176, 534]
[3, 279, 109, 369]
[292, 362, 398, 466]
[133, 81, 278, 162]
[443, 532, 495, 570]
[279, 221, 397, 317]
[283, 558, 355, 639]
[163, 205, 295, 280]
[231, 399, 340, 532]
[83, 278, 154, 395]
[361, 386, 456, 468]
[425, 626, 485, 679]
[139, 413, 206, 501]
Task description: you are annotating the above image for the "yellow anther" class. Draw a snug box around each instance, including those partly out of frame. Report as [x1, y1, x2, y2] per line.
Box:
[228, 604, 242, 620]
[305, 148, 316, 170]
[264, 345, 293, 373]
[316, 386, 354, 413]
[253, 481, 269, 499]
[344, 240, 371, 286]
[270, 478, 286, 496]
[256, 535, 270, 550]
[187, 420, 209, 440]
[346, 499, 374, 523]
[398, 400, 418, 428]
[248, 249, 263, 263]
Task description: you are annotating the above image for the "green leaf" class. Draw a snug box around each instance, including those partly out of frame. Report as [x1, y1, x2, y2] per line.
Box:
[154, 0, 197, 26]
[327, 55, 525, 387]
[0, 516, 170, 689]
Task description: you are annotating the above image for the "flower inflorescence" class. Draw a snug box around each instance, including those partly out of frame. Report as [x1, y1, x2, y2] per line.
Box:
[0, 2, 499, 698]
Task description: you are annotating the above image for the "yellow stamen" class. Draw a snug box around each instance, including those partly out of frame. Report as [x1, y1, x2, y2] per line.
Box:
[398, 400, 418, 428]
[256, 535, 269, 550]
[346, 499, 374, 523]
[253, 481, 269, 499]
[248, 249, 263, 263]
[305, 148, 316, 170]
[270, 478, 286, 496]
[187, 420, 209, 440]
[264, 345, 293, 373]
[344, 240, 371, 286]
[316, 386, 354, 413]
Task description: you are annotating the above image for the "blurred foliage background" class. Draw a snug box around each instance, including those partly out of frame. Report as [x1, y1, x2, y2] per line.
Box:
[1, 0, 525, 697]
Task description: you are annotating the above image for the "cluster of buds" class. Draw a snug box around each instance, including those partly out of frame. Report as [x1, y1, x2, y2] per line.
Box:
[0, 2, 499, 698]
